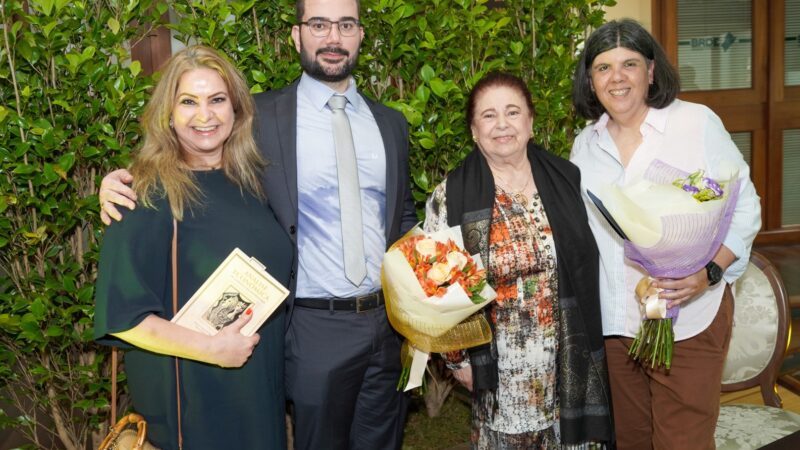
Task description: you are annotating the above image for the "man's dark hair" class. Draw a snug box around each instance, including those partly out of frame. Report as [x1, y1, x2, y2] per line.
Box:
[296, 0, 361, 21]
[572, 19, 680, 120]
[466, 72, 535, 128]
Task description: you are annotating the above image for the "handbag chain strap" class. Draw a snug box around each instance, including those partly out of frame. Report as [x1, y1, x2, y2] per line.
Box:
[172, 218, 183, 450]
[107, 219, 183, 449]
[111, 348, 118, 425]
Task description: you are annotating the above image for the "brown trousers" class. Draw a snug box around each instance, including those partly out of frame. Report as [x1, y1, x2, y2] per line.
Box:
[605, 286, 734, 450]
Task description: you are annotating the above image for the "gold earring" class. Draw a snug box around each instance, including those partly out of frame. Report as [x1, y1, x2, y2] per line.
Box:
[169, 119, 174, 128]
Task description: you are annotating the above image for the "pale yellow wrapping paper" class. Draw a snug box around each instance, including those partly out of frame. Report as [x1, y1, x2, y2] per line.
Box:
[599, 169, 738, 248]
[381, 226, 496, 354]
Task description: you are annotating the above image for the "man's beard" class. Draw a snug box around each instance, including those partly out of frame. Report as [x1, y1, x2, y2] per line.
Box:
[300, 44, 358, 82]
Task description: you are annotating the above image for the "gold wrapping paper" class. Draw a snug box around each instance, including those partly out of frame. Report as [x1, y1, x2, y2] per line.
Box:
[381, 226, 495, 354]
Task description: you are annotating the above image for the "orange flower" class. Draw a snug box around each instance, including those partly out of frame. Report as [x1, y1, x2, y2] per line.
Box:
[398, 234, 488, 303]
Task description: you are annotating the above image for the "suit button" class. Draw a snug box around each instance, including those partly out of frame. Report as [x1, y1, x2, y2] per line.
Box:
[289, 225, 296, 234]
[290, 270, 295, 279]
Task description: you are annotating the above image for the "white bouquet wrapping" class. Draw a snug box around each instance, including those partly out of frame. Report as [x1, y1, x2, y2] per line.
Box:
[381, 225, 496, 390]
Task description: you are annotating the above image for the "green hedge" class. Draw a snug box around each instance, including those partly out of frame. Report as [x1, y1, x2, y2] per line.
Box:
[0, 0, 612, 448]
[169, 0, 613, 203]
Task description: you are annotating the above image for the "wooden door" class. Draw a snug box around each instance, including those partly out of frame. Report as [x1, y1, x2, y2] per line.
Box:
[653, 0, 800, 244]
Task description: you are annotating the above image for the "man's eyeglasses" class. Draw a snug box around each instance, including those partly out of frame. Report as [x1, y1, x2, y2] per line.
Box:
[300, 18, 361, 37]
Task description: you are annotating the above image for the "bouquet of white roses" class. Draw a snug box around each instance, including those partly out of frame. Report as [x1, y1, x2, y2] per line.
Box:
[381, 225, 496, 390]
[591, 159, 740, 369]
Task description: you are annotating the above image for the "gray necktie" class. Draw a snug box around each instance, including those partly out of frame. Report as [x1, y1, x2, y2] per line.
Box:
[327, 94, 366, 286]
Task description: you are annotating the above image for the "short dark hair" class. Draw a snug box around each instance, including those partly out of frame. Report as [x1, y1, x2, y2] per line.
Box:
[466, 72, 535, 128]
[296, 0, 361, 21]
[572, 19, 680, 120]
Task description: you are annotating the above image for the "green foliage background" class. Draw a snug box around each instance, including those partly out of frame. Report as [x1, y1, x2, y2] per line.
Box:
[0, 0, 613, 448]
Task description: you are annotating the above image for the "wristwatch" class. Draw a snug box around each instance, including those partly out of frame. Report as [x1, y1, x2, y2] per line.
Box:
[705, 260, 723, 286]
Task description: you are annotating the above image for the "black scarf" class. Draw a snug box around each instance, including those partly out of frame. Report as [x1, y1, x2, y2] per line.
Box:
[444, 141, 614, 446]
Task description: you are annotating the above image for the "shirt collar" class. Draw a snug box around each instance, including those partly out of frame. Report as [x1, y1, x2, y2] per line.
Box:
[591, 103, 670, 136]
[298, 72, 361, 112]
[592, 113, 611, 133]
[642, 103, 669, 134]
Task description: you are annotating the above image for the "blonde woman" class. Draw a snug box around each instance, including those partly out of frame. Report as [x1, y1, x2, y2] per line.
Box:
[94, 45, 292, 449]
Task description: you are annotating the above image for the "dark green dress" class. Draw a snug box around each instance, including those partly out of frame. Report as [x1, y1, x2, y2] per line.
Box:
[94, 170, 292, 450]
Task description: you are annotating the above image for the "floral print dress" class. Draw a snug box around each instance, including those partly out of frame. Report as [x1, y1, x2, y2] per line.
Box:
[425, 183, 560, 450]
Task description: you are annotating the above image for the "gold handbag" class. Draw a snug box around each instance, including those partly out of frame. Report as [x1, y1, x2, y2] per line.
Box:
[98, 413, 159, 450]
[98, 220, 182, 450]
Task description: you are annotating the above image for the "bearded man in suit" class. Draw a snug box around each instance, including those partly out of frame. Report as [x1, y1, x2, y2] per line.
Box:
[98, 1, 415, 448]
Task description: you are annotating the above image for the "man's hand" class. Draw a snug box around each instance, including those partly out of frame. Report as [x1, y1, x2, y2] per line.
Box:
[99, 168, 137, 225]
[210, 310, 261, 368]
[451, 365, 473, 392]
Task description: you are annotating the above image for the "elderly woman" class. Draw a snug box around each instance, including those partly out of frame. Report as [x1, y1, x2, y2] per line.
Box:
[94, 46, 291, 449]
[570, 20, 761, 449]
[424, 72, 613, 449]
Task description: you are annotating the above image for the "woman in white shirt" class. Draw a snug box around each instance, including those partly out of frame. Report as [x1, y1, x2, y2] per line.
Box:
[569, 19, 761, 450]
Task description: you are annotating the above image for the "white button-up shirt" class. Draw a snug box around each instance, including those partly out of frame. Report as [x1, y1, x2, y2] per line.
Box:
[570, 99, 761, 340]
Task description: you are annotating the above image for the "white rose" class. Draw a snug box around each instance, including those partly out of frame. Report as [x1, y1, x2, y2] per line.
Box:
[445, 251, 468, 271]
[415, 238, 437, 259]
[427, 262, 453, 285]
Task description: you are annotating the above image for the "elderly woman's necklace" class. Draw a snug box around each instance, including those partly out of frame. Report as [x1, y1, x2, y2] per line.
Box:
[494, 172, 532, 208]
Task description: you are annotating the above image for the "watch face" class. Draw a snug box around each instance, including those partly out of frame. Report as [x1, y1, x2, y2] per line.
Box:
[707, 262, 723, 285]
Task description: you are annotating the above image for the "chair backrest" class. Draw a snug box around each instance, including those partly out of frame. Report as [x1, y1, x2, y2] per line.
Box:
[722, 250, 790, 407]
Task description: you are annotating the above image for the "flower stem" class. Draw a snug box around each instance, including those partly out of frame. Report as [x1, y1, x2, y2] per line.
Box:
[629, 318, 674, 369]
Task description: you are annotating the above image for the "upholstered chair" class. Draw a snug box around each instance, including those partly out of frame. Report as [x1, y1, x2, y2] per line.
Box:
[715, 251, 800, 449]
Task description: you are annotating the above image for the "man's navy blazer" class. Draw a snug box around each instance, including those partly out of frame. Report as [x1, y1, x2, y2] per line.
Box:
[253, 80, 418, 319]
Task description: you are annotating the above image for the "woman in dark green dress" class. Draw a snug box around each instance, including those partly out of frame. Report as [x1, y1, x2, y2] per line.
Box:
[94, 45, 291, 449]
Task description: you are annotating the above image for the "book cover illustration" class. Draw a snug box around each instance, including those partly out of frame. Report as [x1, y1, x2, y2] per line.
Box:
[171, 248, 289, 336]
[203, 291, 252, 331]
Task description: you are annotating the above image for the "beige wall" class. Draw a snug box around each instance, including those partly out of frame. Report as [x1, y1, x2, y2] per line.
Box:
[604, 0, 652, 32]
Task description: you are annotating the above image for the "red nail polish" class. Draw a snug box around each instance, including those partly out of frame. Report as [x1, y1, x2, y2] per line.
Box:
[246, 308, 252, 315]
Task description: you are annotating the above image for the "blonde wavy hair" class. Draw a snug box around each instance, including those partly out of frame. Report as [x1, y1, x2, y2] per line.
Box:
[131, 45, 264, 220]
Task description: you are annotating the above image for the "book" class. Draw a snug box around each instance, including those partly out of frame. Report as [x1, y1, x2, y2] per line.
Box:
[587, 189, 629, 241]
[171, 248, 289, 337]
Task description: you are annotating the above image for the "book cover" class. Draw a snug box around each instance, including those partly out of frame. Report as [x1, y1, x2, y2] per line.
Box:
[171, 248, 289, 336]
[587, 189, 629, 241]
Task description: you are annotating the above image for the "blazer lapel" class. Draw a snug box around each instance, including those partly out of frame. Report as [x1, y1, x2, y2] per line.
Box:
[275, 84, 299, 215]
[364, 96, 399, 241]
